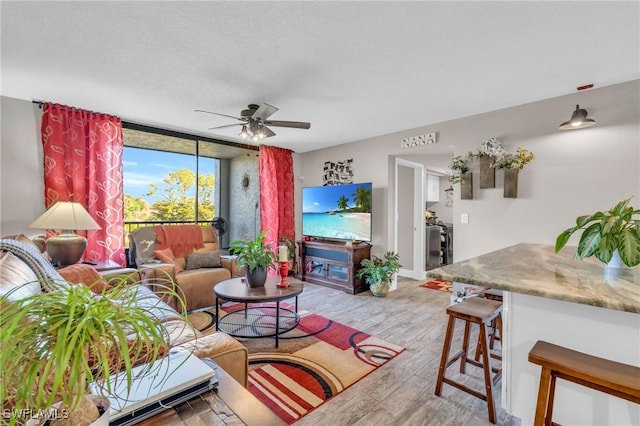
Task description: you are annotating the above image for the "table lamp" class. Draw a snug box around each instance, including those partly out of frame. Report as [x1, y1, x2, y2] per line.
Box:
[28, 201, 101, 266]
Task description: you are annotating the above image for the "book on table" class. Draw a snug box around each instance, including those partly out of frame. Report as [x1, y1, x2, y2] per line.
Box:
[90, 348, 218, 426]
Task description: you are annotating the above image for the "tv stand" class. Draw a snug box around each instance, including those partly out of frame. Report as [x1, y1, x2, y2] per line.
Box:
[296, 239, 371, 294]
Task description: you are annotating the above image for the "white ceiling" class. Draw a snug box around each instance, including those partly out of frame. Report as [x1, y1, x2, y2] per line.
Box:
[2, 1, 638, 153]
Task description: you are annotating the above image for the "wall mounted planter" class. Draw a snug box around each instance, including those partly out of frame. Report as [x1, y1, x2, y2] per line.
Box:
[504, 168, 519, 198]
[479, 155, 496, 188]
[460, 172, 473, 199]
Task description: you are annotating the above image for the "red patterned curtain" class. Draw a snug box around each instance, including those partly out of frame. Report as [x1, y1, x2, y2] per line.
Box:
[41, 103, 125, 266]
[259, 145, 295, 274]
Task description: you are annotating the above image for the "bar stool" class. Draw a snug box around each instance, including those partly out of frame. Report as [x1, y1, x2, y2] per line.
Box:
[434, 296, 504, 424]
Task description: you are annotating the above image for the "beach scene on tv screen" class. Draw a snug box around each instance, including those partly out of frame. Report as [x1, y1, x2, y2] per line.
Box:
[302, 182, 372, 241]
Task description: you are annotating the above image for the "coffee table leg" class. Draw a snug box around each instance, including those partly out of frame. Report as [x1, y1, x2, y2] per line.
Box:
[215, 296, 219, 331]
[275, 301, 280, 348]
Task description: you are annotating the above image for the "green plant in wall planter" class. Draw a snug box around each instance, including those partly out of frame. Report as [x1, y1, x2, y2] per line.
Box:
[555, 197, 640, 268]
[356, 251, 402, 297]
[0, 276, 187, 426]
[230, 231, 278, 287]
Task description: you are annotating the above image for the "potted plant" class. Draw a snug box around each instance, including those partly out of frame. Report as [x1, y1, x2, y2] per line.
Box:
[555, 197, 640, 268]
[230, 231, 278, 287]
[1, 276, 186, 426]
[447, 152, 474, 185]
[447, 152, 475, 199]
[355, 251, 402, 297]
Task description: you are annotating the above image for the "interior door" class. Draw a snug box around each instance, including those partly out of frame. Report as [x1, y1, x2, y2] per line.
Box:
[394, 158, 424, 280]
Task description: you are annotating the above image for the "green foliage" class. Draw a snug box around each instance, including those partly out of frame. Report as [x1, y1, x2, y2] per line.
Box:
[229, 231, 277, 272]
[0, 276, 188, 425]
[555, 198, 640, 267]
[124, 169, 216, 222]
[124, 194, 149, 221]
[337, 195, 349, 211]
[352, 185, 372, 212]
[356, 251, 402, 285]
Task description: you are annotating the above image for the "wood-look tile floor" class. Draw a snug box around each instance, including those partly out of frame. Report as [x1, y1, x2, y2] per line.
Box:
[286, 277, 521, 426]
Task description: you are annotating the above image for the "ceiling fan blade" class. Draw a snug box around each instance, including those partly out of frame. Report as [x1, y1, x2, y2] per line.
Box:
[208, 123, 243, 130]
[195, 109, 243, 121]
[264, 120, 311, 129]
[262, 126, 276, 138]
[252, 103, 279, 121]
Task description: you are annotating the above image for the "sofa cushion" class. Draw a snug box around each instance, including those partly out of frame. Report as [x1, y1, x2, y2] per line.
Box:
[0, 251, 41, 301]
[154, 248, 184, 273]
[177, 268, 231, 311]
[58, 263, 108, 294]
[185, 251, 222, 270]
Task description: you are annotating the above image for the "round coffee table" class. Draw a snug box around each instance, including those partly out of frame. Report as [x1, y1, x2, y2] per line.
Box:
[214, 276, 304, 348]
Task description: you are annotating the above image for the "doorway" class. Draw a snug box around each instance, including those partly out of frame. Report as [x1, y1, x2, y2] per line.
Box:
[394, 158, 424, 280]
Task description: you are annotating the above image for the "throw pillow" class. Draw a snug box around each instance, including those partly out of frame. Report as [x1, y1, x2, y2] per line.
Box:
[0, 251, 41, 301]
[129, 227, 157, 265]
[57, 264, 108, 294]
[185, 251, 222, 270]
[153, 248, 184, 273]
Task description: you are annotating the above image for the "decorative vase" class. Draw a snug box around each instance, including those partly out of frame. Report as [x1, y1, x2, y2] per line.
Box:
[460, 172, 473, 200]
[370, 281, 390, 297]
[606, 249, 628, 269]
[479, 155, 496, 188]
[246, 267, 268, 287]
[503, 168, 519, 198]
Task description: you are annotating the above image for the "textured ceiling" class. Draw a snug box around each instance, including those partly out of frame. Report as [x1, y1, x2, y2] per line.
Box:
[2, 1, 638, 153]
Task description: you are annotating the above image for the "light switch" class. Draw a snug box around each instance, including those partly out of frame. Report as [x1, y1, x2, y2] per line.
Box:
[461, 213, 469, 224]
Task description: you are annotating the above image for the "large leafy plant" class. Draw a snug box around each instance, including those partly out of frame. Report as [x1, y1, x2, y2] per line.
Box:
[356, 251, 402, 285]
[555, 198, 640, 267]
[0, 275, 188, 426]
[229, 231, 277, 272]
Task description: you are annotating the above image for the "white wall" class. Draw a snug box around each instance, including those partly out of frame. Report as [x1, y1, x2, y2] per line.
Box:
[296, 80, 640, 261]
[0, 97, 44, 236]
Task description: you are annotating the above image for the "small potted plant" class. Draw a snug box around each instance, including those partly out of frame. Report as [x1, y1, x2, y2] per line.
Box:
[356, 251, 402, 297]
[230, 231, 278, 287]
[555, 197, 640, 268]
[448, 152, 475, 199]
[1, 276, 186, 426]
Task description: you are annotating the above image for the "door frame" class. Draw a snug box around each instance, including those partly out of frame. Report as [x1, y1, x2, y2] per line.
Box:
[394, 157, 425, 280]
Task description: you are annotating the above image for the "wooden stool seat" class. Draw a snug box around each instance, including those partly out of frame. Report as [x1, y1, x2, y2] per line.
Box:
[435, 297, 504, 424]
[528, 340, 640, 426]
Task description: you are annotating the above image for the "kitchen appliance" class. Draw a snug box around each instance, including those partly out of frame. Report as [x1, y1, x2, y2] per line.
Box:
[425, 225, 441, 270]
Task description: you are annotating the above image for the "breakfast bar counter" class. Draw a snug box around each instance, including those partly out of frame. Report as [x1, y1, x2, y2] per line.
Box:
[428, 243, 640, 425]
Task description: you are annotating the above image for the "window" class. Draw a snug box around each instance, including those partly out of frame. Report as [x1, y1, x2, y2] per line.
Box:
[122, 127, 220, 224]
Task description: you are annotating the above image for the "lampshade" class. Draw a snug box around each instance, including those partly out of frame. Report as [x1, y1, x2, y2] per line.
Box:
[28, 201, 101, 231]
[28, 202, 101, 266]
[558, 104, 596, 130]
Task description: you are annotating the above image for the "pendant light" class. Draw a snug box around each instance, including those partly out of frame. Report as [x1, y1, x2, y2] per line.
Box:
[558, 105, 596, 130]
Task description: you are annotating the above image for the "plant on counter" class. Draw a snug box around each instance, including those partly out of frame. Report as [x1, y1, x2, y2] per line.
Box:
[555, 197, 640, 268]
[230, 231, 277, 286]
[356, 251, 402, 297]
[0, 277, 187, 426]
[494, 148, 535, 170]
[447, 152, 475, 184]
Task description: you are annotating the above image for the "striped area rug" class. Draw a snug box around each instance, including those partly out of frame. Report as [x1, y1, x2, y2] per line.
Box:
[187, 304, 405, 424]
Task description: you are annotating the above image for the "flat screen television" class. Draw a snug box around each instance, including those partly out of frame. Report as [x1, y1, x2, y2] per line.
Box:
[302, 182, 372, 242]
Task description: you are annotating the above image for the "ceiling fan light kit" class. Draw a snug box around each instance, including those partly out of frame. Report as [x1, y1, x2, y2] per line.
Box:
[558, 104, 596, 130]
[197, 103, 310, 141]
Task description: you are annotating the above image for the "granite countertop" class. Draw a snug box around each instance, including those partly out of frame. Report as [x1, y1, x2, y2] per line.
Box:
[427, 243, 640, 314]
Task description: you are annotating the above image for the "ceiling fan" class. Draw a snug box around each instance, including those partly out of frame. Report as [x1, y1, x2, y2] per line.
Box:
[195, 103, 311, 141]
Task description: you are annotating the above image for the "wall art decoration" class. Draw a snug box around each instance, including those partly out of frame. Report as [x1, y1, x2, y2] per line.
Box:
[323, 158, 353, 186]
[445, 186, 454, 206]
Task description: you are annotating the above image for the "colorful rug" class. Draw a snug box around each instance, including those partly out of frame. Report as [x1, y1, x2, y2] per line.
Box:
[187, 303, 405, 424]
[420, 278, 453, 292]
